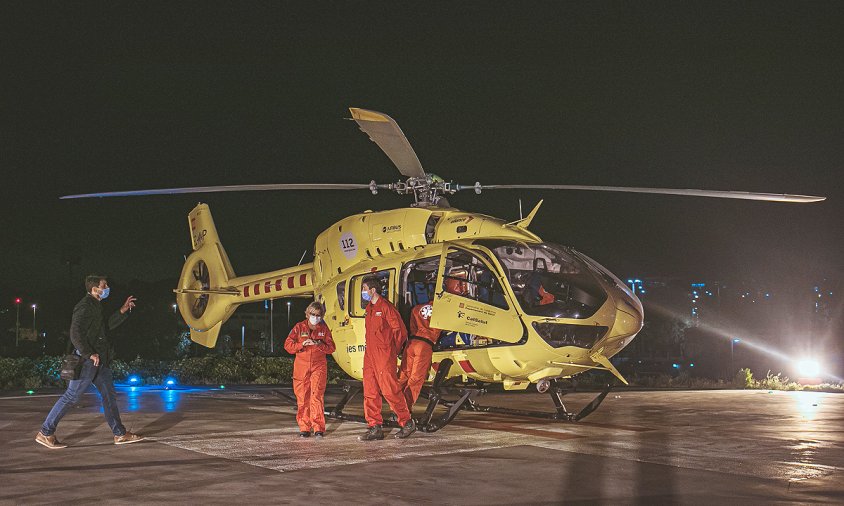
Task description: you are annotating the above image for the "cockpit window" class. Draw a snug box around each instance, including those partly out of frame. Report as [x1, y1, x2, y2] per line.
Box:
[478, 240, 607, 319]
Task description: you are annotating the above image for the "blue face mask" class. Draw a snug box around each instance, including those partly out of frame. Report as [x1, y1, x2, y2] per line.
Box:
[361, 290, 372, 302]
[97, 287, 110, 300]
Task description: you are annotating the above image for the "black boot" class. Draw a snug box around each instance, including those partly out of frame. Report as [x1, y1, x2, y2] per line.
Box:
[358, 425, 384, 441]
[394, 418, 417, 439]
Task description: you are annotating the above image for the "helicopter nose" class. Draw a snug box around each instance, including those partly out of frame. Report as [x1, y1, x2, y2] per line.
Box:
[611, 297, 644, 338]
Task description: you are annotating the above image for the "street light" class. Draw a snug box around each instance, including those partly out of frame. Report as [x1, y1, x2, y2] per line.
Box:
[286, 300, 292, 331]
[32, 304, 37, 340]
[172, 303, 178, 314]
[269, 299, 274, 354]
[14, 298, 21, 347]
[731, 338, 741, 374]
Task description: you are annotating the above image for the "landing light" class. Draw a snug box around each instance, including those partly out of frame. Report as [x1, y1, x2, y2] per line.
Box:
[796, 359, 821, 378]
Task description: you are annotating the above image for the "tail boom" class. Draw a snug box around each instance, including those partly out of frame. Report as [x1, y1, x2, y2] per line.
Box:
[175, 203, 314, 348]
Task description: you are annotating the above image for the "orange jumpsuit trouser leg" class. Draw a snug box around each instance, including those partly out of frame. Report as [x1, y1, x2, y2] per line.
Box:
[398, 340, 434, 412]
[308, 366, 328, 432]
[363, 345, 411, 427]
[293, 371, 312, 432]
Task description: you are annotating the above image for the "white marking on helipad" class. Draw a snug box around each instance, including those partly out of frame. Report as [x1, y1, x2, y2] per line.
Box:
[149, 405, 600, 473]
[154, 423, 530, 473]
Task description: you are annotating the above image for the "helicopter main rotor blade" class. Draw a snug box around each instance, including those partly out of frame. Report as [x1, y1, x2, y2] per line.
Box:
[470, 184, 825, 203]
[60, 183, 381, 199]
[349, 107, 426, 179]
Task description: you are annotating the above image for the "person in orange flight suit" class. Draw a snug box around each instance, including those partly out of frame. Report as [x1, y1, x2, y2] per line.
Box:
[358, 274, 416, 441]
[284, 301, 336, 438]
[398, 301, 442, 414]
[537, 285, 556, 305]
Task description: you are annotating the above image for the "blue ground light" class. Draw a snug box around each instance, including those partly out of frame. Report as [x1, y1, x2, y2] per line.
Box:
[106, 385, 219, 413]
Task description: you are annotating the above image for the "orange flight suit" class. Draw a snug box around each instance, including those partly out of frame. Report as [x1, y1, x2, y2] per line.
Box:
[538, 285, 556, 305]
[284, 320, 336, 433]
[362, 295, 412, 427]
[399, 303, 442, 411]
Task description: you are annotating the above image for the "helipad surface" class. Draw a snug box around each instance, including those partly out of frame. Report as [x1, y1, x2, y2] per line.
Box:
[1, 386, 841, 504]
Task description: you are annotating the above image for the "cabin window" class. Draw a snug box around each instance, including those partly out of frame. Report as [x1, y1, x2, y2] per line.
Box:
[350, 269, 394, 317]
[442, 249, 509, 310]
[336, 281, 346, 311]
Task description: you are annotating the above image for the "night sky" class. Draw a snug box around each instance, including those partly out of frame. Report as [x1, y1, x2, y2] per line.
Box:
[2, 2, 842, 305]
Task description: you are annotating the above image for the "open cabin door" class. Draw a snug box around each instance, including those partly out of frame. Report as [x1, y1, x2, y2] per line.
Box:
[430, 245, 524, 343]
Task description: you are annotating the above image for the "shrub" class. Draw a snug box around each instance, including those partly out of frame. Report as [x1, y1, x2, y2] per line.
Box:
[756, 370, 801, 391]
[733, 368, 754, 389]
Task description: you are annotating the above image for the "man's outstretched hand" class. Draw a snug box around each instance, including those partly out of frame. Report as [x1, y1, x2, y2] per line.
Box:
[120, 296, 137, 314]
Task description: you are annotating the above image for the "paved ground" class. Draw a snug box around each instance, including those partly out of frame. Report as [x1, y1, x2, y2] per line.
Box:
[1, 385, 842, 504]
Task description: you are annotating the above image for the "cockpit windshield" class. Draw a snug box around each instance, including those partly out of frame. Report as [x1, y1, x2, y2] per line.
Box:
[478, 240, 608, 319]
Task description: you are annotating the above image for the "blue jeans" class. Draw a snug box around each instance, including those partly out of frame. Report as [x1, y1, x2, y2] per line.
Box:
[41, 358, 126, 437]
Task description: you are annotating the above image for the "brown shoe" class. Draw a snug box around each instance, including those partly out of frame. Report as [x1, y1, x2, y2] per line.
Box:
[114, 432, 145, 445]
[35, 431, 67, 449]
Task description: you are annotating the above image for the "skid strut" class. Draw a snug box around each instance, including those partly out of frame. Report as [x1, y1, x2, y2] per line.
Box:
[418, 359, 481, 432]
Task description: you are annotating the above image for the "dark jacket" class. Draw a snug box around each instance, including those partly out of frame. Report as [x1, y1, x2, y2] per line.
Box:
[69, 294, 129, 366]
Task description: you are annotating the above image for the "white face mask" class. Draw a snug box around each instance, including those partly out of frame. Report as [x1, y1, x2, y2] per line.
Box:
[308, 315, 321, 326]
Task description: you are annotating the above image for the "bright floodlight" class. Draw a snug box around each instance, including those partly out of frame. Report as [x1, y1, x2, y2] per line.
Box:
[796, 359, 821, 377]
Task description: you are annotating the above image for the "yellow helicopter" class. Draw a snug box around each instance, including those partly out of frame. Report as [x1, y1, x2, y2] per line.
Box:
[64, 108, 825, 430]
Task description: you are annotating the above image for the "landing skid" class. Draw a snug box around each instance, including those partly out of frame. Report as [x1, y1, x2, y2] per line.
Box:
[419, 359, 613, 431]
[461, 382, 613, 422]
[322, 360, 613, 432]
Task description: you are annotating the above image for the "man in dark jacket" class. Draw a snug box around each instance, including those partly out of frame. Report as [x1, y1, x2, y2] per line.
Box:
[36, 275, 143, 449]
